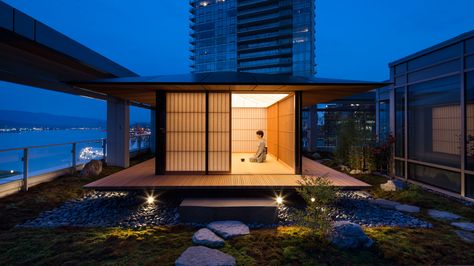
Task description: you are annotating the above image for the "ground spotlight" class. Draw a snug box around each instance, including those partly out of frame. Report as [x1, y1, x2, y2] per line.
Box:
[276, 196, 283, 205]
[310, 197, 315, 203]
[146, 195, 155, 204]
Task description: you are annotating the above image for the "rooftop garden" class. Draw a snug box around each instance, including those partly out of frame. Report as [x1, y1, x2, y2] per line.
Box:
[1, 152, 474, 265]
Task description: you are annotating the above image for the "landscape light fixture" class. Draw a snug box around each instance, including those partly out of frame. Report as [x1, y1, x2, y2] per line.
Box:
[310, 197, 315, 203]
[147, 195, 155, 204]
[276, 196, 283, 205]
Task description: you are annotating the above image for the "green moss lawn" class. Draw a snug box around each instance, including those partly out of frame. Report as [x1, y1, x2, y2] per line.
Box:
[1, 156, 474, 265]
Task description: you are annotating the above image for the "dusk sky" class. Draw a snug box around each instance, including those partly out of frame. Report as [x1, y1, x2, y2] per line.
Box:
[1, 0, 474, 121]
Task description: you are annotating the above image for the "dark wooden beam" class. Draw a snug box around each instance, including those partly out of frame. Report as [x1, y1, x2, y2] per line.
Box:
[155, 90, 166, 175]
[294, 91, 302, 175]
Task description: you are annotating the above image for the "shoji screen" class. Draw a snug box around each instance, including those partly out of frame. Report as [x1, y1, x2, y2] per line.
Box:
[208, 93, 231, 172]
[166, 93, 206, 172]
[278, 95, 295, 168]
[267, 95, 295, 169]
[267, 104, 279, 157]
[232, 107, 267, 152]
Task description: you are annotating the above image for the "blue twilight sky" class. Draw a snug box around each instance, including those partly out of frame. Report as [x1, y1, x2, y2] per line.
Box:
[1, 0, 474, 121]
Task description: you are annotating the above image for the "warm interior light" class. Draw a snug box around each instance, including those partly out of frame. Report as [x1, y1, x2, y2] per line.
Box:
[147, 195, 155, 204]
[276, 196, 283, 204]
[310, 197, 315, 203]
[232, 93, 289, 108]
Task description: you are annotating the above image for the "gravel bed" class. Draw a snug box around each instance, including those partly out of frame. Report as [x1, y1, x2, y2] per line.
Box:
[278, 191, 432, 228]
[20, 191, 180, 228]
[19, 191, 431, 229]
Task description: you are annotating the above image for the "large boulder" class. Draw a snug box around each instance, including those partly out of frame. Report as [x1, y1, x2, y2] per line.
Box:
[79, 160, 103, 177]
[192, 228, 225, 248]
[175, 246, 236, 266]
[329, 221, 373, 250]
[380, 179, 406, 191]
[207, 221, 249, 239]
[427, 209, 461, 221]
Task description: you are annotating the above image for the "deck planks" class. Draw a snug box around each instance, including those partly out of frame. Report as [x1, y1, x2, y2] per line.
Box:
[85, 157, 370, 190]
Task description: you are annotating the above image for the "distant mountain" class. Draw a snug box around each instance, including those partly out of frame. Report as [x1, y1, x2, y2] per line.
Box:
[0, 110, 106, 129]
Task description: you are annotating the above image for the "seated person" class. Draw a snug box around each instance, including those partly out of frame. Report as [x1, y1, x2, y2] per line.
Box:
[249, 130, 266, 163]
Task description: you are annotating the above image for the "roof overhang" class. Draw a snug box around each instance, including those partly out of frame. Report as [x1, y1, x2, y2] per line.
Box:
[69, 72, 390, 107]
[0, 2, 138, 102]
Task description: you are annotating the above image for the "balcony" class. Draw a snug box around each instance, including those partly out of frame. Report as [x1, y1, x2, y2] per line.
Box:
[238, 20, 292, 35]
[238, 29, 292, 43]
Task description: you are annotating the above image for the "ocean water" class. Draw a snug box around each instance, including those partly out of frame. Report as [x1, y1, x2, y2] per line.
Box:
[0, 130, 150, 183]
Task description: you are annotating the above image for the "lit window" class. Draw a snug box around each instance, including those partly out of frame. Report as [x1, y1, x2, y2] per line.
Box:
[200, 1, 209, 7]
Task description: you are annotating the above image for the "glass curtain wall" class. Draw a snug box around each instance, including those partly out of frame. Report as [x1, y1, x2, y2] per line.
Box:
[388, 35, 474, 197]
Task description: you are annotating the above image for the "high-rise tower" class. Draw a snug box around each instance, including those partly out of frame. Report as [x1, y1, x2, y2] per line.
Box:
[190, 0, 315, 76]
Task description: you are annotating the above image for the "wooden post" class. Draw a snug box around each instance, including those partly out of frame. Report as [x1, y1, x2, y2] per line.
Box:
[155, 90, 166, 175]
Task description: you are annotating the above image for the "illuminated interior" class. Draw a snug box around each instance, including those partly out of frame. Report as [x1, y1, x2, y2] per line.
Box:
[231, 93, 295, 174]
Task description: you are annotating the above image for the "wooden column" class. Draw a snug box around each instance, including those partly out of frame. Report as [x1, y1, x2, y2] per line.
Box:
[150, 110, 156, 154]
[155, 91, 166, 175]
[106, 96, 130, 168]
[295, 91, 302, 175]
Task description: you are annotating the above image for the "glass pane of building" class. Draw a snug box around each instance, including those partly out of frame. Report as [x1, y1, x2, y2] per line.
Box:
[407, 76, 461, 168]
[395, 159, 405, 178]
[395, 87, 405, 158]
[378, 99, 390, 141]
[467, 71, 474, 171]
[408, 163, 461, 193]
[466, 174, 474, 199]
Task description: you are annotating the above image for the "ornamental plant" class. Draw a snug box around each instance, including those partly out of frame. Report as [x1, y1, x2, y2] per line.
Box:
[292, 175, 339, 239]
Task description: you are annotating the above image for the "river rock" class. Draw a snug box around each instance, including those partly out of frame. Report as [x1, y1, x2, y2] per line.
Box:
[79, 160, 103, 177]
[192, 228, 225, 248]
[427, 209, 461, 221]
[329, 221, 373, 249]
[451, 222, 474, 231]
[175, 246, 236, 266]
[207, 220, 249, 239]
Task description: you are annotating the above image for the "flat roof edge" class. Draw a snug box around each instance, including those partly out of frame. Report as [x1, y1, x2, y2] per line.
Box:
[389, 29, 474, 67]
[0, 1, 137, 78]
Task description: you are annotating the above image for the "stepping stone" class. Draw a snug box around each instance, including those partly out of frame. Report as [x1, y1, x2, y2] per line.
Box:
[451, 222, 474, 231]
[207, 220, 249, 239]
[395, 204, 420, 213]
[329, 221, 373, 250]
[192, 228, 225, 248]
[454, 230, 474, 244]
[175, 246, 236, 266]
[427, 209, 461, 221]
[370, 199, 400, 209]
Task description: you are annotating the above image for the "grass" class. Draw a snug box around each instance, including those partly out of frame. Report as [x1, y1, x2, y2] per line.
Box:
[1, 156, 474, 265]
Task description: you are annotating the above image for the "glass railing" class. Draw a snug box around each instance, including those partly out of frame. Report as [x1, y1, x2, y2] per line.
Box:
[0, 136, 151, 188]
[129, 135, 151, 153]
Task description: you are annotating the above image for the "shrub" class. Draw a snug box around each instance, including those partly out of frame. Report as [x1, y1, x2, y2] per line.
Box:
[292, 175, 339, 239]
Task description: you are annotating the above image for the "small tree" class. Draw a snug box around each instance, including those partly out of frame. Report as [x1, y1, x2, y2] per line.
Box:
[292, 175, 339, 239]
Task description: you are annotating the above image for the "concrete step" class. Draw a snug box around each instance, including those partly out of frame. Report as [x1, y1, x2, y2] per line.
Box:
[179, 198, 278, 224]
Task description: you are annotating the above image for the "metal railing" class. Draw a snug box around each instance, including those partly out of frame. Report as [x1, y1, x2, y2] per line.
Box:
[0, 135, 151, 192]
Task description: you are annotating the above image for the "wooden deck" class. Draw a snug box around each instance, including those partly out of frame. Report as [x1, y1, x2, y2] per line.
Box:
[85, 157, 370, 190]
